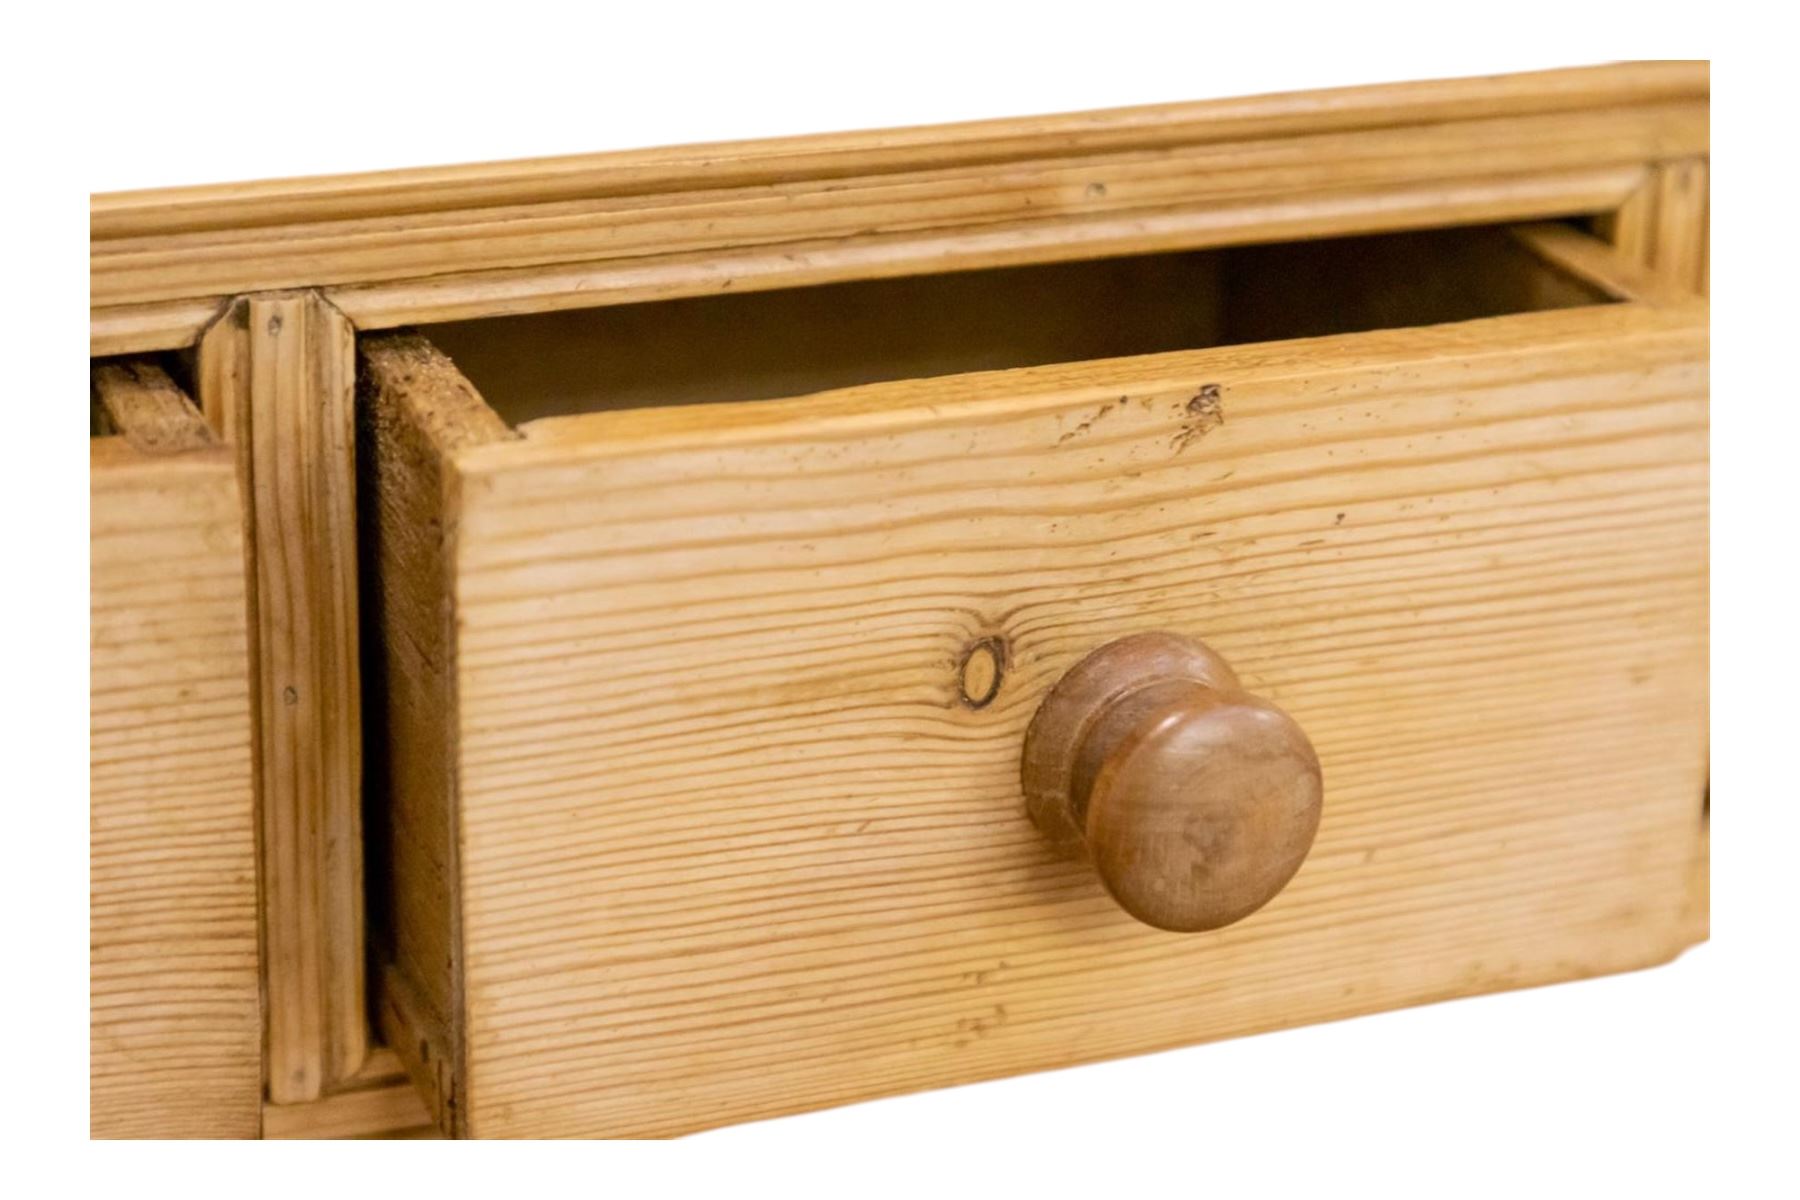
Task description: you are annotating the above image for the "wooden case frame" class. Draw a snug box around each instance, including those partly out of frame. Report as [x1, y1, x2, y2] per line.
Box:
[87, 61, 1709, 1139]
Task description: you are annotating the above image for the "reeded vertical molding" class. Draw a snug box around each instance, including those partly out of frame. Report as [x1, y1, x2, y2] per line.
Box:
[199, 291, 367, 1103]
[1600, 157, 1709, 295]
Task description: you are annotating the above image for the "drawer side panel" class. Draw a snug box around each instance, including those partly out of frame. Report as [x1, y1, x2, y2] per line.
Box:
[360, 334, 516, 1135]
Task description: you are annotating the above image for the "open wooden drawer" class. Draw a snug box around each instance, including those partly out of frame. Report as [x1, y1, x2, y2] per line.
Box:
[360, 220, 1708, 1138]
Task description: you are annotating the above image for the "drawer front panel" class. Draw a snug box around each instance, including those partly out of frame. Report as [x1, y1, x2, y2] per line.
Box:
[381, 301, 1707, 1137]
[90, 428, 261, 1138]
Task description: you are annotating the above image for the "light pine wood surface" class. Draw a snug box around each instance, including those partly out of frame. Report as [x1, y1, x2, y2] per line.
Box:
[87, 62, 1707, 353]
[1601, 156, 1710, 296]
[198, 292, 368, 1102]
[359, 335, 517, 1132]
[92, 362, 215, 453]
[367, 291, 1707, 1137]
[260, 1050, 434, 1139]
[1506, 222, 1690, 306]
[97, 107, 1693, 308]
[83, 66, 1708, 1140]
[90, 375, 261, 1138]
[90, 61, 1706, 239]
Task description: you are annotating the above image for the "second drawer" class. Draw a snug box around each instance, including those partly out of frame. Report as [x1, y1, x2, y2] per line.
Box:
[360, 222, 1709, 1138]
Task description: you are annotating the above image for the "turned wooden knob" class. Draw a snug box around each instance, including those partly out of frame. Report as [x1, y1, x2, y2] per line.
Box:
[1021, 632, 1322, 932]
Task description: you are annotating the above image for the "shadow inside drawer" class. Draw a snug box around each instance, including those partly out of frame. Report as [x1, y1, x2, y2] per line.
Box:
[422, 222, 1612, 427]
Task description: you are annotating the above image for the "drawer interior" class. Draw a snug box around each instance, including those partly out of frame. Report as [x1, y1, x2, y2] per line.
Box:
[422, 222, 1620, 427]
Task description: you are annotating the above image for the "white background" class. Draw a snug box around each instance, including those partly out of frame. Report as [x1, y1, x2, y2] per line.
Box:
[15, 3, 1794, 1194]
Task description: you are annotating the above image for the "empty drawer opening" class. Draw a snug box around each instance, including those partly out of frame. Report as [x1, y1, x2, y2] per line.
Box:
[419, 221, 1624, 428]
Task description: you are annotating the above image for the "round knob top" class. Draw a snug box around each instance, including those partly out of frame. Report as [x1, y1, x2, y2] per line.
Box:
[1021, 633, 1322, 932]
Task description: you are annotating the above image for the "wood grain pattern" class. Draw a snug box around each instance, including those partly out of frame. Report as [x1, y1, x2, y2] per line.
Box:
[1599, 157, 1709, 296]
[1020, 632, 1323, 933]
[1651, 159, 1709, 294]
[91, 375, 261, 1138]
[198, 292, 366, 1102]
[92, 62, 1707, 239]
[262, 1080, 434, 1139]
[92, 361, 214, 452]
[83, 67, 1711, 1141]
[323, 166, 1643, 335]
[90, 297, 231, 359]
[376, 296, 1707, 1137]
[1507, 222, 1690, 305]
[1597, 174, 1657, 267]
[92, 106, 1701, 309]
[261, 1050, 435, 1139]
[358, 335, 516, 1132]
[88, 63, 1707, 352]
